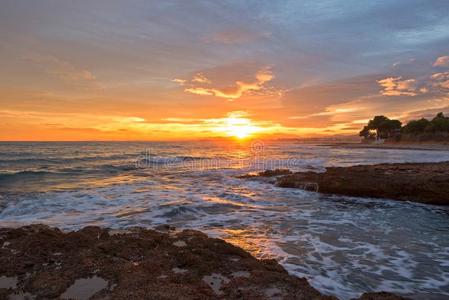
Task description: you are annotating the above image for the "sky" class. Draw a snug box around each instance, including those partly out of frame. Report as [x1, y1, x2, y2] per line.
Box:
[0, 0, 448, 141]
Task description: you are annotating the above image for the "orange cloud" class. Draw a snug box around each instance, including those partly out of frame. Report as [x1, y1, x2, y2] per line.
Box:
[184, 87, 215, 96]
[431, 72, 449, 89]
[433, 55, 449, 67]
[207, 28, 270, 44]
[191, 73, 211, 84]
[172, 78, 187, 85]
[179, 68, 275, 100]
[378, 77, 418, 96]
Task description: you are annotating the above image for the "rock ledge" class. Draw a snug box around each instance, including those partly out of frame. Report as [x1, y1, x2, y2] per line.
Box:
[0, 225, 406, 299]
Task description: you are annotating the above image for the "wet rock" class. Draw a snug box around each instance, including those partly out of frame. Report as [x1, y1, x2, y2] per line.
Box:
[60, 276, 108, 300]
[247, 162, 449, 205]
[0, 225, 330, 299]
[7, 291, 36, 300]
[202, 273, 230, 295]
[231, 271, 250, 278]
[154, 224, 176, 233]
[256, 169, 293, 177]
[238, 169, 292, 179]
[0, 276, 17, 289]
[172, 240, 187, 247]
[0, 225, 403, 300]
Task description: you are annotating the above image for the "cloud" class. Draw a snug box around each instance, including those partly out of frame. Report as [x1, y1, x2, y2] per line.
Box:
[172, 78, 187, 85]
[256, 69, 274, 83]
[207, 28, 270, 44]
[184, 87, 215, 96]
[377, 77, 418, 96]
[176, 67, 276, 100]
[191, 73, 211, 84]
[433, 55, 449, 67]
[431, 72, 449, 89]
[282, 75, 379, 115]
[403, 105, 449, 121]
[3, 1, 449, 140]
[282, 70, 449, 132]
[378, 60, 449, 97]
[393, 58, 416, 67]
[23, 54, 97, 83]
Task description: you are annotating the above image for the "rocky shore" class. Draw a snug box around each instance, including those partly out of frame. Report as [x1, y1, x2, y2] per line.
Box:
[323, 143, 449, 151]
[241, 162, 449, 205]
[0, 225, 406, 300]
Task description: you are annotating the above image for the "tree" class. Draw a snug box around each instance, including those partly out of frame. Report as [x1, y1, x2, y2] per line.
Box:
[427, 112, 449, 133]
[359, 126, 370, 138]
[386, 119, 402, 136]
[365, 115, 402, 139]
[360, 112, 449, 142]
[403, 118, 430, 135]
[435, 112, 445, 119]
[359, 126, 376, 139]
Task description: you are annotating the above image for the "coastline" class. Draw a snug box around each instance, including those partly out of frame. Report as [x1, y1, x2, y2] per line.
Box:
[242, 161, 449, 205]
[320, 142, 449, 151]
[0, 225, 407, 300]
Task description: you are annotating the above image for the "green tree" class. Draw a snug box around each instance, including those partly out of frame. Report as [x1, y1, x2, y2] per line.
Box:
[427, 112, 449, 133]
[361, 112, 449, 141]
[403, 118, 430, 135]
[359, 126, 369, 138]
[365, 115, 401, 139]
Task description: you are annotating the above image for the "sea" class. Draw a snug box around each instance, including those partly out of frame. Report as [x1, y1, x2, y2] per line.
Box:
[0, 141, 449, 299]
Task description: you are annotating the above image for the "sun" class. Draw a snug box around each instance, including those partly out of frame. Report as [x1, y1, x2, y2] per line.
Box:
[224, 116, 259, 139]
[208, 111, 264, 139]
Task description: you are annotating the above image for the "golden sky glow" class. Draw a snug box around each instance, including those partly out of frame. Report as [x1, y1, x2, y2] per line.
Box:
[0, 2, 448, 141]
[209, 112, 263, 139]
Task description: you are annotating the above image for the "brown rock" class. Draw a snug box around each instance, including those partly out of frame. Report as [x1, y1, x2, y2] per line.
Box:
[0, 225, 406, 299]
[267, 162, 449, 205]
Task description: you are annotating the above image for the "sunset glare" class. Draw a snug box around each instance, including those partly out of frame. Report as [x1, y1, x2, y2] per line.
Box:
[218, 113, 261, 139]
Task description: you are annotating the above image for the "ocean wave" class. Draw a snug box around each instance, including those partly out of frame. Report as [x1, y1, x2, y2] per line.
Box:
[137, 155, 208, 165]
[0, 153, 135, 165]
[0, 170, 57, 182]
[0, 163, 137, 183]
[0, 158, 61, 164]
